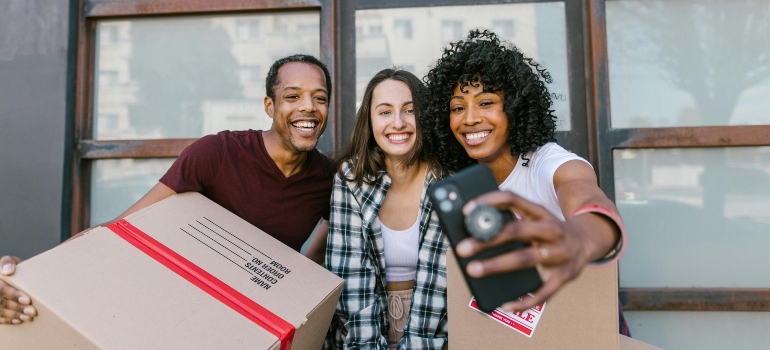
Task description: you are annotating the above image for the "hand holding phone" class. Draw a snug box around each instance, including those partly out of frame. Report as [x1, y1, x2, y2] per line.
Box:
[429, 164, 542, 312]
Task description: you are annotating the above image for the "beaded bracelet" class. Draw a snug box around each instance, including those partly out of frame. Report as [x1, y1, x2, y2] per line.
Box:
[569, 204, 627, 268]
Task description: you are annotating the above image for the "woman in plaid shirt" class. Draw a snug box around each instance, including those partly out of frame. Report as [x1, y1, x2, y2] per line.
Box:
[324, 69, 448, 349]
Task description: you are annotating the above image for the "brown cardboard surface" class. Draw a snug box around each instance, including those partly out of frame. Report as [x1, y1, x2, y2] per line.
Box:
[0, 192, 343, 350]
[620, 335, 664, 350]
[448, 251, 619, 350]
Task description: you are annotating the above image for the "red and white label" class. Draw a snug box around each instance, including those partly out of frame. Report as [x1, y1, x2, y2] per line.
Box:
[468, 295, 546, 338]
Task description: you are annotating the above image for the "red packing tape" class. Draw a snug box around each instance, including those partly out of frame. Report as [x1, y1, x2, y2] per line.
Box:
[108, 220, 295, 350]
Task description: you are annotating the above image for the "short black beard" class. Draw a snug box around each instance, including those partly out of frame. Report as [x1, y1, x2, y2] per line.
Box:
[286, 131, 317, 153]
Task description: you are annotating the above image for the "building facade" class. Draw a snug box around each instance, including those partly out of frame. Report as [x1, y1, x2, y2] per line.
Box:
[1, 0, 769, 348]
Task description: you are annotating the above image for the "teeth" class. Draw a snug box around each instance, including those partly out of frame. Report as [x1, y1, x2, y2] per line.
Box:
[465, 131, 490, 141]
[388, 133, 409, 141]
[292, 121, 316, 130]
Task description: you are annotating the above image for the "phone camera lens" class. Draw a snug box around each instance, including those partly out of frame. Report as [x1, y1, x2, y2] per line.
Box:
[440, 200, 453, 212]
[465, 204, 504, 241]
[434, 187, 447, 200]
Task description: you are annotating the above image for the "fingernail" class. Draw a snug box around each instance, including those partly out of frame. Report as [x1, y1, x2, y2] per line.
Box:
[19, 314, 30, 321]
[2, 263, 13, 275]
[456, 240, 473, 255]
[463, 201, 477, 215]
[18, 295, 30, 305]
[467, 261, 484, 277]
[500, 302, 516, 312]
[12, 319, 20, 324]
[24, 306, 35, 316]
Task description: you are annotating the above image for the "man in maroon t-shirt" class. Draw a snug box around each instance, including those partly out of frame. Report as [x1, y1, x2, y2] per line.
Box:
[0, 54, 334, 325]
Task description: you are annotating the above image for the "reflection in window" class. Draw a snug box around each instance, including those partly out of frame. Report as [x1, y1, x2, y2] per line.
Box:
[273, 18, 288, 34]
[238, 65, 261, 85]
[624, 311, 770, 350]
[394, 19, 412, 39]
[615, 147, 770, 288]
[441, 20, 463, 42]
[90, 158, 175, 226]
[97, 114, 119, 134]
[92, 12, 320, 140]
[356, 3, 571, 130]
[237, 19, 261, 39]
[607, 0, 770, 128]
[100, 24, 119, 45]
[98, 70, 119, 88]
[492, 19, 515, 38]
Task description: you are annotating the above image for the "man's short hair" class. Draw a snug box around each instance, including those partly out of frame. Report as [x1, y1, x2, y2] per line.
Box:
[265, 54, 332, 101]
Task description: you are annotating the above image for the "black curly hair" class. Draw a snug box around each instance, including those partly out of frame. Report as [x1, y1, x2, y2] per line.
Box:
[265, 54, 332, 101]
[420, 29, 557, 172]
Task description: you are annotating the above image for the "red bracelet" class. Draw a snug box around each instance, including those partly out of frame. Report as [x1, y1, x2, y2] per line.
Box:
[569, 204, 627, 268]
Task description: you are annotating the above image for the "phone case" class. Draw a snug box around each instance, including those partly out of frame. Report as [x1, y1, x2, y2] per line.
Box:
[430, 164, 542, 312]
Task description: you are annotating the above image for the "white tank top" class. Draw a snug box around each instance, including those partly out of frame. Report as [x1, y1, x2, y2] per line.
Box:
[498, 143, 591, 220]
[380, 216, 420, 282]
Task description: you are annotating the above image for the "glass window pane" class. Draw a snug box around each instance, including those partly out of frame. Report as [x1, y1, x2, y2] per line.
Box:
[93, 12, 320, 140]
[356, 3, 571, 131]
[614, 147, 770, 288]
[607, 0, 770, 128]
[626, 311, 770, 350]
[90, 158, 175, 226]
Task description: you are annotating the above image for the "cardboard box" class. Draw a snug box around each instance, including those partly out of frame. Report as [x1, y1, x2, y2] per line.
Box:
[447, 252, 661, 349]
[0, 192, 344, 350]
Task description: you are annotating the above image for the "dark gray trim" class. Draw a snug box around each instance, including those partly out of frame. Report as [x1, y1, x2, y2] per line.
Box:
[336, 0, 357, 151]
[357, 0, 561, 10]
[561, 0, 588, 160]
[317, 0, 335, 156]
[620, 288, 770, 311]
[61, 0, 80, 242]
[586, 0, 615, 200]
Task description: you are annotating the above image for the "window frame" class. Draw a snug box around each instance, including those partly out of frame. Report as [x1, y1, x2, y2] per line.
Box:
[69, 0, 770, 314]
[588, 0, 770, 312]
[339, 0, 592, 162]
[71, 0, 337, 234]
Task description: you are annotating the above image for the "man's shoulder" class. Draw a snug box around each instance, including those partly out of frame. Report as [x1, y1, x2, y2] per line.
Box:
[215, 129, 262, 143]
[192, 129, 257, 145]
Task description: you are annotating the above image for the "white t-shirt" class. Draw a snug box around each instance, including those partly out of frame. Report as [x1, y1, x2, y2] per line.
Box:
[498, 143, 591, 220]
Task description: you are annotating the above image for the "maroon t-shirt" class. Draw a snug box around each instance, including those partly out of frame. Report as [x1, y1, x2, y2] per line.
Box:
[159, 130, 333, 251]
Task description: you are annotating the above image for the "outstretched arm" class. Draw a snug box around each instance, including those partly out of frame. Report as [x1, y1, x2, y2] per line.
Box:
[455, 160, 623, 312]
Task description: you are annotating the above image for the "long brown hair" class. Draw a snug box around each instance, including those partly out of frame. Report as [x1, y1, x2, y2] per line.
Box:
[335, 68, 428, 186]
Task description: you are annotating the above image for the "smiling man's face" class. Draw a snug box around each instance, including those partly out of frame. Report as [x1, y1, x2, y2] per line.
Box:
[265, 62, 329, 153]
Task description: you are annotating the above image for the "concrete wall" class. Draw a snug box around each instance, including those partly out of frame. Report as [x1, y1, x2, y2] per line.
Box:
[0, 0, 73, 259]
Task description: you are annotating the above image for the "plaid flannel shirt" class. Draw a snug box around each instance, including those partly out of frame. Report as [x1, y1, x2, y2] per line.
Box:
[324, 162, 448, 349]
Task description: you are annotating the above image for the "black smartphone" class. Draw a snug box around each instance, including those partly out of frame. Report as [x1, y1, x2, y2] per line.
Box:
[430, 164, 542, 312]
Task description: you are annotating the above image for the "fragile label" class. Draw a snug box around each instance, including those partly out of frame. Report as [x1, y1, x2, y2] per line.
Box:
[468, 295, 546, 338]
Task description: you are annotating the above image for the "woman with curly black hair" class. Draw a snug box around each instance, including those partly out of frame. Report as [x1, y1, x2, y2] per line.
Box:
[422, 29, 629, 335]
